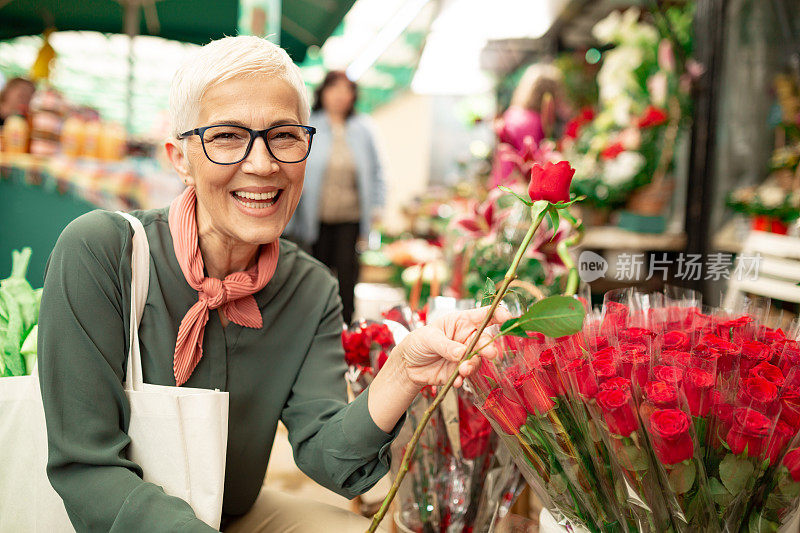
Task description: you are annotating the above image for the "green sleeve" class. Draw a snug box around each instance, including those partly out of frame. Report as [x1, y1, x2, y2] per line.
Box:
[37, 211, 215, 533]
[280, 282, 404, 499]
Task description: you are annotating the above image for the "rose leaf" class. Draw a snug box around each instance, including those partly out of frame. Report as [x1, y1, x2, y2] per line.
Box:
[719, 453, 754, 495]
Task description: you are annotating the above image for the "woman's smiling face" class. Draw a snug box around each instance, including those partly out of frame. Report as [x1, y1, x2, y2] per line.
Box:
[170, 74, 307, 247]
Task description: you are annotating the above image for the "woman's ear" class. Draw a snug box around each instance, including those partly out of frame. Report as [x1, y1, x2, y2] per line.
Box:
[165, 138, 194, 187]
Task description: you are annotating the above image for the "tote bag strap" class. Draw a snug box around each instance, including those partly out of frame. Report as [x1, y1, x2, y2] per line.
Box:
[116, 211, 150, 392]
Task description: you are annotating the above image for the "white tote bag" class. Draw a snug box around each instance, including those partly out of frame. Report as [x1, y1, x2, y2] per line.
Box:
[0, 212, 228, 531]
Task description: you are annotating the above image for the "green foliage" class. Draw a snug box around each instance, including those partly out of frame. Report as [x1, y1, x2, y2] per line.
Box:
[668, 460, 697, 494]
[0, 247, 41, 376]
[719, 454, 755, 495]
[501, 295, 586, 338]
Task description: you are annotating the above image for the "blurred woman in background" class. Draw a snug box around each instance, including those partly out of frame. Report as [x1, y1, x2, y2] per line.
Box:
[289, 71, 385, 324]
[0, 77, 35, 127]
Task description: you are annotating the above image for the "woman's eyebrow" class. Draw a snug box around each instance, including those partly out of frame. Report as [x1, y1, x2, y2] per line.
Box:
[206, 118, 300, 128]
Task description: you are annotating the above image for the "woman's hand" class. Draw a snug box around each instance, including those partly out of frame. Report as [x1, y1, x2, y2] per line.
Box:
[394, 306, 514, 389]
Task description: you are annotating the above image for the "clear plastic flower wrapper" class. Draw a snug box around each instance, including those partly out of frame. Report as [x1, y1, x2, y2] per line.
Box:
[467, 287, 800, 533]
[383, 301, 524, 533]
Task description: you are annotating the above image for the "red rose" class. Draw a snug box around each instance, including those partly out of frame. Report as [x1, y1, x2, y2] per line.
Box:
[564, 358, 599, 399]
[620, 327, 656, 345]
[342, 329, 370, 366]
[683, 367, 715, 417]
[661, 350, 692, 369]
[600, 377, 632, 392]
[592, 357, 618, 383]
[739, 341, 773, 375]
[779, 341, 800, 375]
[579, 107, 595, 122]
[637, 105, 669, 128]
[619, 347, 650, 387]
[601, 301, 629, 332]
[514, 371, 556, 416]
[767, 420, 794, 465]
[536, 347, 565, 396]
[528, 161, 575, 204]
[758, 326, 786, 344]
[726, 408, 772, 458]
[717, 315, 754, 340]
[593, 346, 618, 361]
[601, 142, 625, 160]
[749, 361, 784, 387]
[472, 357, 503, 393]
[663, 330, 691, 351]
[589, 335, 610, 351]
[564, 118, 581, 139]
[780, 386, 800, 429]
[597, 387, 639, 437]
[736, 377, 779, 415]
[650, 409, 694, 465]
[653, 365, 685, 386]
[701, 335, 740, 372]
[482, 388, 528, 435]
[645, 381, 680, 408]
[459, 395, 492, 459]
[783, 448, 800, 482]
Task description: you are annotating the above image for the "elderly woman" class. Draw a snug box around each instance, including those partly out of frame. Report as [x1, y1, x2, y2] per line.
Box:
[38, 36, 504, 532]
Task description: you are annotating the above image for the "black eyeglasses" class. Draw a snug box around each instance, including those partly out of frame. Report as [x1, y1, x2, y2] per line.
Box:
[178, 124, 316, 165]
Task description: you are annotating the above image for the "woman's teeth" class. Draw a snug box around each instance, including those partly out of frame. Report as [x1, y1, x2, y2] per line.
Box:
[232, 190, 280, 209]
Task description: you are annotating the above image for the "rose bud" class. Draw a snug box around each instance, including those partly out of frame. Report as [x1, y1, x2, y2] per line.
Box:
[600, 377, 632, 392]
[661, 350, 692, 369]
[514, 371, 556, 416]
[620, 327, 656, 346]
[736, 376, 779, 415]
[779, 341, 800, 376]
[459, 395, 492, 460]
[726, 408, 772, 458]
[663, 330, 691, 351]
[537, 347, 566, 396]
[757, 326, 786, 344]
[781, 386, 800, 429]
[564, 358, 599, 399]
[528, 161, 575, 204]
[645, 381, 680, 409]
[701, 334, 741, 373]
[653, 365, 685, 387]
[749, 361, 784, 388]
[589, 335, 609, 351]
[782, 448, 800, 482]
[597, 387, 639, 437]
[683, 367, 715, 417]
[739, 341, 773, 376]
[766, 419, 794, 465]
[601, 301, 629, 332]
[649, 409, 694, 465]
[482, 388, 528, 435]
[592, 346, 618, 361]
[592, 357, 618, 384]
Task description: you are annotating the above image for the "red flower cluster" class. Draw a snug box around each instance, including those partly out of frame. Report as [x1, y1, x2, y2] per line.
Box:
[563, 107, 595, 140]
[637, 105, 669, 128]
[341, 322, 394, 370]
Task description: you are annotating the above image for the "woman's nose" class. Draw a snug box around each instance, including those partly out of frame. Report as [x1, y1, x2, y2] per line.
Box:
[241, 135, 279, 174]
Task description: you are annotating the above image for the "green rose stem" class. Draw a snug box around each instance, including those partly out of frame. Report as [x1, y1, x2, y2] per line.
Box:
[556, 213, 585, 297]
[367, 209, 549, 533]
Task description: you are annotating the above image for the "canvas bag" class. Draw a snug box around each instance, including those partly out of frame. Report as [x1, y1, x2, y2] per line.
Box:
[0, 212, 229, 531]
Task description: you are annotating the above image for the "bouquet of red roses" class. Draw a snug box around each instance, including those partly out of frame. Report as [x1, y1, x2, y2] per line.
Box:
[342, 319, 395, 397]
[469, 287, 800, 533]
[383, 302, 523, 533]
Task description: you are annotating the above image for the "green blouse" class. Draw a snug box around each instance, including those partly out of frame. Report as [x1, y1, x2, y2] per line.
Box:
[38, 208, 401, 532]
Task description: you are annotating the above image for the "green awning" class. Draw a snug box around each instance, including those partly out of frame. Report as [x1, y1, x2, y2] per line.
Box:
[0, 0, 355, 62]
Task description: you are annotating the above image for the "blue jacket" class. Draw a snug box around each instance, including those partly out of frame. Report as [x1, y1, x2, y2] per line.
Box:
[287, 111, 385, 244]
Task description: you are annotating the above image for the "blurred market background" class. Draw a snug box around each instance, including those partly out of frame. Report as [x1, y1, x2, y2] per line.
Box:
[2, 0, 800, 530]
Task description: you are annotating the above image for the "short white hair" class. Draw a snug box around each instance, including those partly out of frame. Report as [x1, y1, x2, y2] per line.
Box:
[168, 36, 310, 137]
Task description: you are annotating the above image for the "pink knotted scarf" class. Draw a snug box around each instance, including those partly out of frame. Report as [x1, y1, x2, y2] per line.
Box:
[168, 187, 279, 385]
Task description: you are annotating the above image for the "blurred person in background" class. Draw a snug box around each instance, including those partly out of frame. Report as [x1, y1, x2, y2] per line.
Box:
[0, 77, 35, 127]
[288, 71, 385, 324]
